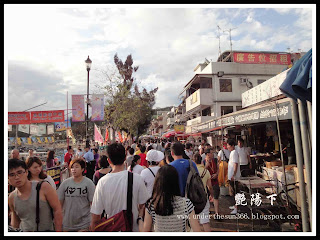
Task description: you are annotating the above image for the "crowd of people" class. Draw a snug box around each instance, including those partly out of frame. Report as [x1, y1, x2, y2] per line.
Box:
[8, 137, 252, 232]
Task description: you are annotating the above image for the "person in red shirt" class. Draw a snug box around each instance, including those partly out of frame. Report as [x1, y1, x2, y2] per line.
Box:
[64, 146, 73, 167]
[139, 145, 148, 168]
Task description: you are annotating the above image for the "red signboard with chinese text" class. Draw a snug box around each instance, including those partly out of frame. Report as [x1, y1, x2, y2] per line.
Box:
[8, 112, 31, 125]
[30, 110, 65, 123]
[233, 52, 291, 65]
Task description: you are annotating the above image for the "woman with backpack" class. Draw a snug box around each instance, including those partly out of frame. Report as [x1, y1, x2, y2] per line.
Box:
[93, 155, 112, 185]
[138, 164, 201, 232]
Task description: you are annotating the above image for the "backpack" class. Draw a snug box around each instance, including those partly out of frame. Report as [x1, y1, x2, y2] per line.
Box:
[184, 159, 208, 214]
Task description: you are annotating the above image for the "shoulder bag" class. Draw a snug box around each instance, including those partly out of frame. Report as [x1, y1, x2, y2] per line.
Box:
[94, 171, 133, 232]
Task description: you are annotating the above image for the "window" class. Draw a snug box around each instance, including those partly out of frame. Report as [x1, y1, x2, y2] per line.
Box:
[219, 79, 232, 92]
[236, 106, 242, 111]
[200, 77, 212, 88]
[221, 106, 233, 116]
[202, 107, 211, 116]
[257, 79, 266, 85]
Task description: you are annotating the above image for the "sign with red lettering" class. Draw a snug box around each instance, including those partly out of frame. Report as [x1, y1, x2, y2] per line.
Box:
[8, 112, 31, 125]
[30, 110, 64, 123]
[233, 52, 291, 65]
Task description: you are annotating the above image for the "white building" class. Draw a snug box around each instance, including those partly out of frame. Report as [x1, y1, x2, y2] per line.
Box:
[180, 50, 292, 134]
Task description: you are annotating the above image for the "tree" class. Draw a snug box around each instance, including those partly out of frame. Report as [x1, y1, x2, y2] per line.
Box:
[102, 53, 158, 141]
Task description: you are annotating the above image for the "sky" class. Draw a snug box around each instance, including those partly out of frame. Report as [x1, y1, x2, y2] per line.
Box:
[5, 4, 315, 116]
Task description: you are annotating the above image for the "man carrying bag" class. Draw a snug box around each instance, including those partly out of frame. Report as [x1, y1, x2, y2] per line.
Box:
[90, 143, 149, 232]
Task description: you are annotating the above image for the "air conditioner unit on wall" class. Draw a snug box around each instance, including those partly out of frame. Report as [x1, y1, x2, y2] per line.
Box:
[240, 78, 248, 85]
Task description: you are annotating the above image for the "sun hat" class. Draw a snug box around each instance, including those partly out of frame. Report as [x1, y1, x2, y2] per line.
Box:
[146, 149, 164, 162]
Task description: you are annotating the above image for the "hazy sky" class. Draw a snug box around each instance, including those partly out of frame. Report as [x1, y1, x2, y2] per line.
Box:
[5, 4, 314, 115]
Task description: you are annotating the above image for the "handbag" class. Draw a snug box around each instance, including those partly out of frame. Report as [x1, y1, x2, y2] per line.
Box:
[94, 171, 133, 232]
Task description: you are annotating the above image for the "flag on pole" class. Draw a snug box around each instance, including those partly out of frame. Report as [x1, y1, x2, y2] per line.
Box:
[104, 128, 109, 145]
[91, 94, 105, 121]
[94, 124, 104, 144]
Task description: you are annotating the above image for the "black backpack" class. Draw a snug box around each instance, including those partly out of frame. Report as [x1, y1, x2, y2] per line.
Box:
[184, 159, 207, 214]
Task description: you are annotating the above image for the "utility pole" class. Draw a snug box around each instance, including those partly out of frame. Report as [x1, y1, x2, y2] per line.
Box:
[217, 25, 222, 60]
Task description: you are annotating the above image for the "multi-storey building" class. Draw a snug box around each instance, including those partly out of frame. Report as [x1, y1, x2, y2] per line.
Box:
[180, 50, 294, 137]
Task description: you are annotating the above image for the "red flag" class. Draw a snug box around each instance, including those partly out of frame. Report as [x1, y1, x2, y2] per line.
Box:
[104, 128, 109, 145]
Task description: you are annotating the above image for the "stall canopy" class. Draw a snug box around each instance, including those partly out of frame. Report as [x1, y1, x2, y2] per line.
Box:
[280, 49, 312, 102]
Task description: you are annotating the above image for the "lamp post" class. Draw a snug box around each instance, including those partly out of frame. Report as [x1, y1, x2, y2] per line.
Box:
[85, 56, 92, 148]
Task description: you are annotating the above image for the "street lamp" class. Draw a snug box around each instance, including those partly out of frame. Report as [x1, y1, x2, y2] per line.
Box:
[85, 56, 92, 148]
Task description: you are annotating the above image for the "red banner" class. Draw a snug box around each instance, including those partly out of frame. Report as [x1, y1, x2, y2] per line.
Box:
[30, 110, 64, 123]
[233, 52, 291, 65]
[8, 112, 31, 125]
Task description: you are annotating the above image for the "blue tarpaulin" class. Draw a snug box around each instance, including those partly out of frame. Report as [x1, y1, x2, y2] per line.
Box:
[279, 49, 312, 102]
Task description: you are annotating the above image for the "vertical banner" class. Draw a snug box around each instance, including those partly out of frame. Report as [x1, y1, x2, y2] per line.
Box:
[16, 138, 21, 145]
[47, 125, 54, 135]
[51, 137, 55, 143]
[47, 137, 52, 143]
[18, 124, 30, 134]
[30, 124, 39, 135]
[44, 137, 48, 143]
[36, 137, 42, 144]
[38, 124, 46, 135]
[8, 125, 12, 131]
[72, 95, 85, 122]
[27, 138, 32, 145]
[94, 124, 104, 144]
[91, 94, 105, 121]
[21, 137, 28, 144]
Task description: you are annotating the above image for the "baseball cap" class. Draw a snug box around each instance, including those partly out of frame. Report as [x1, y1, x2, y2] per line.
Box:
[146, 149, 164, 162]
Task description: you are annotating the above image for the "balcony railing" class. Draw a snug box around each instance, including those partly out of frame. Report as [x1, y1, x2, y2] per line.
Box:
[186, 116, 214, 126]
[185, 89, 213, 112]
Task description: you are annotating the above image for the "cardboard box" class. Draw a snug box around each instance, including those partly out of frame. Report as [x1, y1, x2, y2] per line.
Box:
[266, 160, 283, 169]
[293, 166, 307, 184]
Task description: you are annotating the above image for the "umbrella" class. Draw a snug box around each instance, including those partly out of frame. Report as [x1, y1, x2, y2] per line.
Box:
[279, 49, 312, 102]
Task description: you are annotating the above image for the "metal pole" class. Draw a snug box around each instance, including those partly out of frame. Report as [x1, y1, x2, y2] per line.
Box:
[307, 101, 312, 149]
[15, 125, 18, 148]
[290, 98, 310, 231]
[86, 69, 90, 148]
[67, 91, 69, 148]
[273, 101, 289, 207]
[297, 99, 312, 230]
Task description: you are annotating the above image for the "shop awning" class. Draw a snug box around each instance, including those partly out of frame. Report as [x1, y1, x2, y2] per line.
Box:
[280, 49, 312, 102]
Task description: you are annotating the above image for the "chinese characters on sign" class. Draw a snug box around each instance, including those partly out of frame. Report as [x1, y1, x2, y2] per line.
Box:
[233, 52, 291, 65]
[235, 193, 277, 206]
[31, 110, 64, 123]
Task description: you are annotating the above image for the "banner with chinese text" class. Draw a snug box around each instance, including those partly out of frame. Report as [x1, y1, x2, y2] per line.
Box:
[72, 95, 85, 122]
[8, 112, 31, 125]
[30, 110, 64, 123]
[233, 52, 291, 65]
[94, 124, 104, 144]
[91, 94, 104, 121]
[46, 166, 61, 186]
